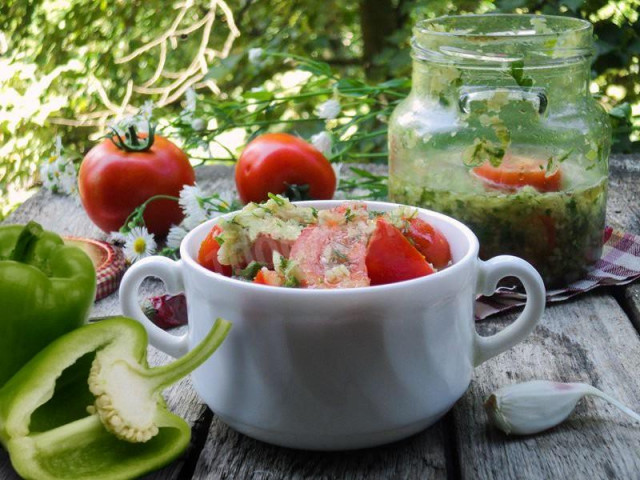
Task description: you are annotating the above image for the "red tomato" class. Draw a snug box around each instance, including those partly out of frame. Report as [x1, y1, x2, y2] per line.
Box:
[253, 268, 283, 286]
[235, 133, 336, 204]
[472, 155, 562, 192]
[405, 218, 452, 270]
[365, 218, 434, 286]
[78, 132, 195, 236]
[197, 225, 232, 276]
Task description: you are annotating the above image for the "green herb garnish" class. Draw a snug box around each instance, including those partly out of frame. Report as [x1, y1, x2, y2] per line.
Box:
[344, 208, 355, 223]
[267, 193, 286, 206]
[237, 261, 266, 280]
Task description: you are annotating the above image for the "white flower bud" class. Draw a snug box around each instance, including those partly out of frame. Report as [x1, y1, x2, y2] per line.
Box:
[316, 99, 341, 120]
[191, 118, 206, 131]
[310, 131, 332, 155]
[485, 380, 640, 435]
[248, 47, 264, 65]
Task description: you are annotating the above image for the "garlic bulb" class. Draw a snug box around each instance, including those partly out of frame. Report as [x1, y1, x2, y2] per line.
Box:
[484, 380, 640, 435]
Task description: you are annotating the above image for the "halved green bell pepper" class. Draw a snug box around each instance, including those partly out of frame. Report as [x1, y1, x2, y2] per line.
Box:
[0, 221, 96, 387]
[0, 316, 230, 480]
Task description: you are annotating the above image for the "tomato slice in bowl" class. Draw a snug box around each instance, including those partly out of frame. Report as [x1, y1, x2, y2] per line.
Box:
[253, 268, 284, 286]
[472, 154, 562, 192]
[198, 225, 232, 276]
[405, 218, 452, 270]
[365, 218, 434, 286]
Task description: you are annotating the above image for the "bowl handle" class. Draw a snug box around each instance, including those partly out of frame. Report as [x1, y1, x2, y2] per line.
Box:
[119, 256, 189, 358]
[473, 256, 546, 366]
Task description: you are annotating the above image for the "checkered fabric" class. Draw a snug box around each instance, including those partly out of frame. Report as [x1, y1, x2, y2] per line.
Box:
[475, 227, 640, 320]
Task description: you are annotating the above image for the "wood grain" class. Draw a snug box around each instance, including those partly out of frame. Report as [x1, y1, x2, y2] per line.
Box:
[454, 294, 640, 479]
[192, 417, 447, 480]
[608, 154, 640, 335]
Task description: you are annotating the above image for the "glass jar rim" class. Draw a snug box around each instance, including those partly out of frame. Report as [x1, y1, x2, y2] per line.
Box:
[413, 14, 593, 66]
[415, 14, 592, 39]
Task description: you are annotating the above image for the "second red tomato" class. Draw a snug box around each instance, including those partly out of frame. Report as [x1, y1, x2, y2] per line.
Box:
[235, 133, 336, 204]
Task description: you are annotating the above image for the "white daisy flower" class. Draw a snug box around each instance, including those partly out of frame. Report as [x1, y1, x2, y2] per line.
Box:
[40, 144, 78, 195]
[179, 184, 207, 228]
[57, 165, 78, 196]
[108, 231, 127, 244]
[139, 100, 155, 119]
[123, 226, 157, 263]
[248, 48, 264, 65]
[39, 156, 59, 191]
[184, 215, 206, 231]
[166, 225, 189, 249]
[218, 191, 236, 210]
[311, 131, 332, 155]
[316, 99, 341, 120]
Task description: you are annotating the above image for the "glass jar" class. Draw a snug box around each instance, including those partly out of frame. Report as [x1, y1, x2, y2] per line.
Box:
[389, 14, 611, 287]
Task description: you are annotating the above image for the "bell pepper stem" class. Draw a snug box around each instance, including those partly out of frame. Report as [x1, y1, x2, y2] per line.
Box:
[10, 221, 43, 262]
[143, 318, 231, 391]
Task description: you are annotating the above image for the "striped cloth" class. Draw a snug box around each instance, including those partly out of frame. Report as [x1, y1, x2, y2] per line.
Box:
[475, 227, 640, 320]
[95, 242, 126, 301]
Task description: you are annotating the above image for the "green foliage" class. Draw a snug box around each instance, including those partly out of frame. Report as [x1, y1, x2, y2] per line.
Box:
[0, 0, 638, 218]
[168, 52, 408, 168]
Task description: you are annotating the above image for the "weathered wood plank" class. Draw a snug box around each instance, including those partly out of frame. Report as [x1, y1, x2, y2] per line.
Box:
[192, 418, 448, 480]
[607, 154, 640, 234]
[454, 293, 640, 479]
[608, 154, 640, 334]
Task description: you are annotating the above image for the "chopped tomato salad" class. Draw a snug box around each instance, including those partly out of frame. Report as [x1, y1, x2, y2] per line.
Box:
[197, 196, 452, 288]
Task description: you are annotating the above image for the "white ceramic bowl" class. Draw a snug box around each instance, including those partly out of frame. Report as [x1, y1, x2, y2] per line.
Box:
[120, 200, 545, 450]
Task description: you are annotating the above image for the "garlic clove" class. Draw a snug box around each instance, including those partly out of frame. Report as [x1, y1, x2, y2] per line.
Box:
[484, 380, 640, 435]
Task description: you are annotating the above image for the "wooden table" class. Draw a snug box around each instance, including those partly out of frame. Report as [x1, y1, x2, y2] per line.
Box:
[2, 155, 640, 479]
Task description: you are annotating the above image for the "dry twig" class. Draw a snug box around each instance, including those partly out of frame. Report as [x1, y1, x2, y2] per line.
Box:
[50, 0, 240, 128]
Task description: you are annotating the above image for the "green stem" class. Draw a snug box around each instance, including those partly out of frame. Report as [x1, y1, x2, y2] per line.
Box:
[10, 221, 43, 262]
[127, 126, 140, 147]
[145, 318, 231, 390]
[343, 129, 387, 141]
[211, 138, 237, 161]
[120, 194, 180, 231]
[348, 152, 389, 158]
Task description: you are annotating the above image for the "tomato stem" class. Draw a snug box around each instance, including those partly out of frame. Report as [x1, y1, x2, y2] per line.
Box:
[283, 183, 311, 201]
[108, 121, 157, 153]
[127, 126, 140, 147]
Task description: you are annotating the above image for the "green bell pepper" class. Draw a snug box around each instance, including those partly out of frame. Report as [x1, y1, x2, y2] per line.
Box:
[0, 221, 96, 387]
[0, 316, 231, 480]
